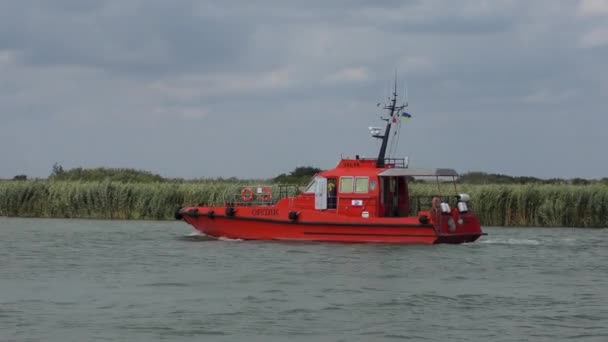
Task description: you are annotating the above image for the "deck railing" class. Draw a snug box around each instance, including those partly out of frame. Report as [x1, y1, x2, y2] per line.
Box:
[222, 184, 300, 206]
[355, 157, 408, 168]
[408, 195, 472, 215]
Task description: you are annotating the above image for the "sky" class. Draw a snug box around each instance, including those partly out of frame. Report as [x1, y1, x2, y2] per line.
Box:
[1, 0, 607, 180]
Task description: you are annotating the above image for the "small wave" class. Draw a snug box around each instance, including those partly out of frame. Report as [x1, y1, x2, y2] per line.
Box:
[322, 305, 346, 311]
[141, 282, 190, 287]
[261, 288, 283, 294]
[384, 334, 411, 339]
[285, 249, 310, 254]
[280, 308, 315, 315]
[322, 288, 364, 294]
[50, 301, 77, 306]
[480, 238, 540, 245]
[166, 329, 227, 337]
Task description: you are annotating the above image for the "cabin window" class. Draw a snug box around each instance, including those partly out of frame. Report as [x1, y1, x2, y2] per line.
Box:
[355, 177, 369, 193]
[339, 177, 354, 193]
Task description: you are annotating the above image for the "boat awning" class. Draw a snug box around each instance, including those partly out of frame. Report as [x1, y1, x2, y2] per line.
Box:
[378, 168, 459, 177]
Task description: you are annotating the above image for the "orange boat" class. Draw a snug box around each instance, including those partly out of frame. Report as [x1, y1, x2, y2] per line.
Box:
[176, 82, 485, 244]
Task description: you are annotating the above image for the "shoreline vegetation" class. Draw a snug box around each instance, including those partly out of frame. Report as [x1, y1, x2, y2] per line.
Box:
[1, 166, 607, 228]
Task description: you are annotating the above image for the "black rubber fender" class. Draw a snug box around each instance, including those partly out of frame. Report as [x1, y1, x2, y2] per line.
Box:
[288, 211, 299, 221]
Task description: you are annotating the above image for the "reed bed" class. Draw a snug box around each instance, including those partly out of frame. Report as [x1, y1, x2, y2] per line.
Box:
[0, 180, 236, 220]
[408, 183, 608, 228]
[1, 180, 607, 227]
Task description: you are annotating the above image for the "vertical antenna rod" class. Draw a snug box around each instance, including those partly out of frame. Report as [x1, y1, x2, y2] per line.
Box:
[376, 75, 404, 168]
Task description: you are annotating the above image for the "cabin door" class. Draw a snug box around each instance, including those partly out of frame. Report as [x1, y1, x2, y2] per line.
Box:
[327, 178, 337, 209]
[381, 177, 402, 217]
[314, 177, 327, 210]
[381, 177, 391, 217]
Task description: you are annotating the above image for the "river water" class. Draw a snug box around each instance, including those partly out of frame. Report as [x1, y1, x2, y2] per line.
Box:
[1, 217, 606, 341]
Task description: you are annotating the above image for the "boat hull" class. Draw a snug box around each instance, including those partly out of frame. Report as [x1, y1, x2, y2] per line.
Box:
[180, 209, 483, 244]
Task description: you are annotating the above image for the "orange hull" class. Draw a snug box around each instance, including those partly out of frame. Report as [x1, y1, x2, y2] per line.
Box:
[179, 205, 484, 244]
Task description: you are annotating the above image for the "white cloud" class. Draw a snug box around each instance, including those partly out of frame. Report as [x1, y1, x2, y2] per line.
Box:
[148, 68, 292, 100]
[580, 27, 608, 48]
[324, 67, 369, 83]
[579, 0, 608, 16]
[179, 108, 210, 120]
[398, 57, 434, 73]
[520, 88, 580, 105]
[0, 49, 17, 66]
[152, 106, 210, 120]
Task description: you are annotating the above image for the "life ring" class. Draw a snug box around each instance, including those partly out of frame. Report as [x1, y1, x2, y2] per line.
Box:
[258, 186, 272, 201]
[241, 187, 254, 201]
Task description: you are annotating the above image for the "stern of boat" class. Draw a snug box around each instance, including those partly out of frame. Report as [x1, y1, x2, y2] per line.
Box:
[427, 196, 485, 244]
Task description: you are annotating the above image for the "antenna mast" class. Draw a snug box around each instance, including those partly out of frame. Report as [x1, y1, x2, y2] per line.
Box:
[375, 75, 405, 168]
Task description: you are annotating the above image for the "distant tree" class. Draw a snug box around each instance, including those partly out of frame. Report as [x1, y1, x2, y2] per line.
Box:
[571, 178, 590, 186]
[273, 166, 323, 184]
[12, 174, 27, 181]
[459, 172, 517, 184]
[290, 166, 323, 178]
[48, 166, 165, 183]
[51, 162, 65, 178]
[459, 171, 556, 185]
[544, 178, 567, 185]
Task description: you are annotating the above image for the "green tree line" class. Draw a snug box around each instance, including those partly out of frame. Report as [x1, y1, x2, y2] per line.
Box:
[8, 164, 607, 186]
[458, 171, 608, 185]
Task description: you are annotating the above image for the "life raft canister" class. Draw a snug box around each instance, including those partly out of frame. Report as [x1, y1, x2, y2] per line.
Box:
[241, 187, 254, 201]
[257, 186, 272, 201]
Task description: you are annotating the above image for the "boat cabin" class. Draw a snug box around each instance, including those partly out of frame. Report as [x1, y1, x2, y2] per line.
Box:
[300, 157, 459, 218]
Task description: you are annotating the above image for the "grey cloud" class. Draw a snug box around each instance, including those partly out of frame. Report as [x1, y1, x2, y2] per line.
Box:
[1, 0, 607, 179]
[0, 1, 256, 76]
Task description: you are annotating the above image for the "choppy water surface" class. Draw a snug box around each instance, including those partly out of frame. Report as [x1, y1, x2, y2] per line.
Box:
[1, 218, 606, 341]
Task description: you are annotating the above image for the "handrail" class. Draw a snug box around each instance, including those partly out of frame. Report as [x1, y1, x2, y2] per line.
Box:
[222, 184, 300, 206]
[409, 195, 472, 215]
[353, 157, 408, 168]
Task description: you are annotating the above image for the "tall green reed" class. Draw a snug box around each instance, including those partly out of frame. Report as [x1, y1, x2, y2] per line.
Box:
[0, 180, 606, 227]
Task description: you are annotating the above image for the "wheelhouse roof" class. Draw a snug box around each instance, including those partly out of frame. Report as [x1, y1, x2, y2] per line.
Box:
[378, 168, 458, 177]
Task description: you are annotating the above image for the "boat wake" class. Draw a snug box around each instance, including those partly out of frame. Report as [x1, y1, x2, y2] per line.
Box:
[178, 231, 244, 242]
[179, 231, 216, 241]
[217, 236, 244, 242]
[480, 238, 541, 245]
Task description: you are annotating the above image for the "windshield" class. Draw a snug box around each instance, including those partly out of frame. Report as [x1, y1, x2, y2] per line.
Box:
[303, 177, 317, 193]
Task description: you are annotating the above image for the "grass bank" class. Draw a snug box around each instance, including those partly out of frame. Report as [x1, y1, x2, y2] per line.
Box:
[1, 180, 607, 227]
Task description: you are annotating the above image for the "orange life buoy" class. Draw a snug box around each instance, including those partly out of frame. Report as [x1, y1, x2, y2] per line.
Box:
[258, 186, 272, 201]
[241, 187, 254, 201]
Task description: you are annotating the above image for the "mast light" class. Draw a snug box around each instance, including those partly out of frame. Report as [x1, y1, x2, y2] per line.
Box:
[369, 126, 383, 138]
